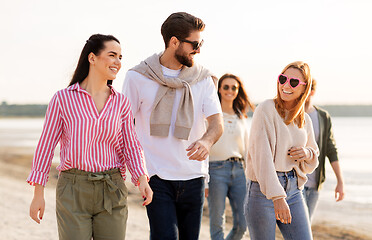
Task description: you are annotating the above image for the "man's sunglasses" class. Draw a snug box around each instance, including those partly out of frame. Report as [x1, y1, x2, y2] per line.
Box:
[278, 74, 307, 89]
[179, 39, 204, 50]
[222, 85, 238, 91]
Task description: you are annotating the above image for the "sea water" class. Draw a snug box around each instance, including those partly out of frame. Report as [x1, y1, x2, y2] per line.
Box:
[0, 117, 371, 204]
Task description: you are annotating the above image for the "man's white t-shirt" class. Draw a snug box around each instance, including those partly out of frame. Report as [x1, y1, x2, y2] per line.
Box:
[122, 66, 222, 181]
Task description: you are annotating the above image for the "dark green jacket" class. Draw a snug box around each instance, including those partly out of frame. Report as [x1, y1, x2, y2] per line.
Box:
[313, 106, 339, 190]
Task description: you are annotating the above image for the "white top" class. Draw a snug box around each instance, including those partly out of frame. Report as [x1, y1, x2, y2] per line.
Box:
[122, 66, 222, 181]
[308, 108, 320, 143]
[306, 108, 320, 188]
[209, 112, 249, 161]
[245, 99, 319, 200]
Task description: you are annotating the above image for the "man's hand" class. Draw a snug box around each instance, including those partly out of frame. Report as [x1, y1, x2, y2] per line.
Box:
[186, 113, 223, 161]
[335, 182, 345, 202]
[186, 139, 212, 161]
[330, 161, 345, 202]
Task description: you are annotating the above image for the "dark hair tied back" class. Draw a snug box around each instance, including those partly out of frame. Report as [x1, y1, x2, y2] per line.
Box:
[69, 34, 120, 86]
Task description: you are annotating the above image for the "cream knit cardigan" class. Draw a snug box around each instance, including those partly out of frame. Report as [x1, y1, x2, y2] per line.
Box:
[245, 99, 319, 201]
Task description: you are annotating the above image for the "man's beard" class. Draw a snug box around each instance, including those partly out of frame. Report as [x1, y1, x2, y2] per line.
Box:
[175, 47, 194, 67]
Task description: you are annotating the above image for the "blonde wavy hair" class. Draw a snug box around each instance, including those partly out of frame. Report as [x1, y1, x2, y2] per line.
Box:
[274, 61, 312, 128]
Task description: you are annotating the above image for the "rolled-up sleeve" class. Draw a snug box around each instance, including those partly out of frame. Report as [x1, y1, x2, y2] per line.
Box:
[120, 97, 148, 185]
[27, 93, 63, 186]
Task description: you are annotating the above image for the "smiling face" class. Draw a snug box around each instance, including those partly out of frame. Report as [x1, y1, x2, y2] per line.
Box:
[219, 77, 239, 103]
[175, 30, 202, 67]
[91, 40, 122, 80]
[278, 67, 306, 109]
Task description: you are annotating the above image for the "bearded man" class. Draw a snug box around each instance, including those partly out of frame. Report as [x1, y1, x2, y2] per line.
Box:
[122, 12, 223, 240]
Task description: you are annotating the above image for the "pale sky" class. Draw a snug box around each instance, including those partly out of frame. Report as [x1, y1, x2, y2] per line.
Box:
[1, 0, 371, 105]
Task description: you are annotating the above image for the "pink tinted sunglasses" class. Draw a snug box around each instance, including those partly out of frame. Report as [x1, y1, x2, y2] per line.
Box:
[278, 74, 307, 89]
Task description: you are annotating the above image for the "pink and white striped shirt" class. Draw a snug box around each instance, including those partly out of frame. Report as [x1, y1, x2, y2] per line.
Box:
[27, 83, 148, 186]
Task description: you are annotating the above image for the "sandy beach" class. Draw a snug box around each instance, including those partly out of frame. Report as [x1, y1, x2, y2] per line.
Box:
[0, 146, 371, 240]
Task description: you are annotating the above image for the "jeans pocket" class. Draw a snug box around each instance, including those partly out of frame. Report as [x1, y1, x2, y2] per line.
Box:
[248, 181, 265, 198]
[277, 175, 287, 189]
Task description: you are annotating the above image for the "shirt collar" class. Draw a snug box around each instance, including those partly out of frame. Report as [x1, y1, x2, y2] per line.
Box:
[67, 82, 117, 96]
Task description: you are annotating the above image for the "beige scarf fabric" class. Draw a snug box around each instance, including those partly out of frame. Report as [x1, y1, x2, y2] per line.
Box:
[131, 53, 215, 140]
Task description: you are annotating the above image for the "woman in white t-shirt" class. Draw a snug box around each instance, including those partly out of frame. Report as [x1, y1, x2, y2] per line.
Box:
[206, 73, 255, 240]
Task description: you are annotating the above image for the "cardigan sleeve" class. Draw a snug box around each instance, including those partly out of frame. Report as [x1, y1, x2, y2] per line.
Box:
[247, 102, 286, 200]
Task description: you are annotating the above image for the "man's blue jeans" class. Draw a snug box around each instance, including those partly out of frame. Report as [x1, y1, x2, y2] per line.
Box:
[146, 175, 205, 240]
[244, 170, 312, 240]
[302, 186, 320, 222]
[207, 160, 247, 240]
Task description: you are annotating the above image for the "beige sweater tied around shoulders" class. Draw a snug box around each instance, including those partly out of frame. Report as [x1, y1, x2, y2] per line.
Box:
[131, 53, 215, 140]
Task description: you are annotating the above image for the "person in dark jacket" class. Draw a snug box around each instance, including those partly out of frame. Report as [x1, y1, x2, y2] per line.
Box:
[303, 78, 345, 222]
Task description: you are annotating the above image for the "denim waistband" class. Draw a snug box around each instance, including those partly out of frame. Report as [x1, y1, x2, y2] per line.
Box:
[276, 169, 296, 177]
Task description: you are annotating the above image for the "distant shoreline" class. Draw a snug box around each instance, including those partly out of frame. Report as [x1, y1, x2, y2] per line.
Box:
[1, 103, 372, 117]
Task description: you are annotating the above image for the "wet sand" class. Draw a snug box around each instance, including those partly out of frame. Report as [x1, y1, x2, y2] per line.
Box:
[0, 146, 371, 240]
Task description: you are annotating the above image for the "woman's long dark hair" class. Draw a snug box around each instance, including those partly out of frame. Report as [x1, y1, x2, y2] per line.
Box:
[68, 34, 120, 86]
[218, 73, 255, 119]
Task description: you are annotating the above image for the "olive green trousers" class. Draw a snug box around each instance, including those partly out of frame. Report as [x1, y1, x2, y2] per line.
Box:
[56, 168, 128, 240]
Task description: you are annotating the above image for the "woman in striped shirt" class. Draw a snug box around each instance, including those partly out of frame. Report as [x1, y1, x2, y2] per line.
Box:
[28, 34, 152, 240]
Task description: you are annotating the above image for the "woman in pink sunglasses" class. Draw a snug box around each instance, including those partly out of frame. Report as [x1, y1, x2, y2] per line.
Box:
[244, 61, 319, 240]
